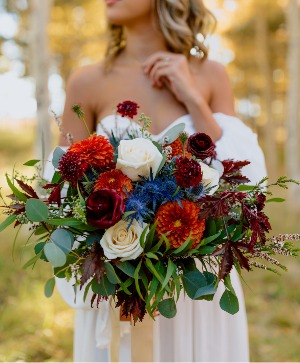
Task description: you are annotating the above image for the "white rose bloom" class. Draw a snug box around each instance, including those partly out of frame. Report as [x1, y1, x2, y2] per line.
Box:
[100, 219, 145, 261]
[200, 162, 220, 195]
[116, 138, 163, 181]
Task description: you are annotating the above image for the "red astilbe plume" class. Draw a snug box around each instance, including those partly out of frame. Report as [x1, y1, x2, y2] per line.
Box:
[117, 100, 139, 118]
[68, 134, 114, 169]
[175, 157, 202, 188]
[116, 290, 146, 323]
[58, 152, 88, 184]
[155, 200, 205, 249]
[94, 170, 133, 198]
[221, 159, 250, 185]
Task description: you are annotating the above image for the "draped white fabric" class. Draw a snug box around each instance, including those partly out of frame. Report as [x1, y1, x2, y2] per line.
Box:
[45, 113, 267, 362]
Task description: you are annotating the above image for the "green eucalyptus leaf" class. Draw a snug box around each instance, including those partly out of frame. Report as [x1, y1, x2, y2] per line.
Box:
[44, 277, 56, 298]
[44, 242, 66, 267]
[116, 261, 136, 278]
[25, 198, 49, 222]
[182, 270, 207, 299]
[91, 275, 115, 296]
[105, 262, 121, 284]
[158, 298, 177, 319]
[161, 123, 185, 144]
[50, 229, 74, 254]
[194, 284, 217, 300]
[52, 147, 66, 169]
[220, 289, 239, 314]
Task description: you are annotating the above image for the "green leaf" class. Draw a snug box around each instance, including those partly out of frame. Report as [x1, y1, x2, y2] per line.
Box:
[220, 289, 239, 314]
[139, 225, 149, 249]
[224, 275, 236, 296]
[105, 262, 121, 284]
[0, 214, 17, 232]
[23, 159, 40, 166]
[51, 171, 63, 184]
[145, 258, 164, 284]
[34, 242, 47, 261]
[44, 277, 56, 298]
[158, 298, 177, 319]
[194, 284, 217, 300]
[150, 235, 164, 253]
[22, 251, 42, 269]
[172, 268, 181, 301]
[148, 276, 160, 303]
[144, 223, 157, 252]
[34, 225, 48, 235]
[116, 261, 136, 278]
[25, 199, 49, 222]
[152, 140, 163, 153]
[50, 229, 74, 254]
[161, 123, 185, 144]
[161, 259, 176, 290]
[266, 198, 285, 203]
[122, 211, 136, 219]
[197, 246, 217, 255]
[83, 279, 93, 302]
[157, 152, 168, 174]
[46, 218, 96, 231]
[182, 270, 207, 299]
[207, 219, 217, 235]
[44, 242, 67, 267]
[91, 275, 115, 296]
[172, 235, 195, 256]
[145, 252, 159, 260]
[6, 174, 27, 202]
[134, 260, 144, 300]
[52, 147, 66, 168]
[200, 232, 221, 246]
[236, 185, 256, 191]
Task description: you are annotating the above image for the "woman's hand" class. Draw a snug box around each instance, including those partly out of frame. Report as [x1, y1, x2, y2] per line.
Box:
[143, 51, 200, 106]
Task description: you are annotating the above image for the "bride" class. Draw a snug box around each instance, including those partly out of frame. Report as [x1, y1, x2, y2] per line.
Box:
[52, 0, 267, 361]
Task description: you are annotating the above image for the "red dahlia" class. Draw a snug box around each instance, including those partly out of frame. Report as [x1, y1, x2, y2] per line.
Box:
[117, 100, 139, 118]
[94, 170, 133, 198]
[155, 200, 205, 249]
[175, 157, 202, 188]
[58, 152, 88, 183]
[68, 134, 114, 169]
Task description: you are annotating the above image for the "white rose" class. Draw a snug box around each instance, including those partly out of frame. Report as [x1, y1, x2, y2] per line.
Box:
[116, 138, 163, 181]
[200, 162, 220, 195]
[100, 219, 145, 261]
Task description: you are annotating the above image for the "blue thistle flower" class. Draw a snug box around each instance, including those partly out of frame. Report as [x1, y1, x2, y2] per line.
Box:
[185, 183, 205, 201]
[125, 192, 153, 224]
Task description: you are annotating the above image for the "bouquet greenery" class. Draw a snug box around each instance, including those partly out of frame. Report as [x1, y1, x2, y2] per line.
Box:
[0, 101, 299, 322]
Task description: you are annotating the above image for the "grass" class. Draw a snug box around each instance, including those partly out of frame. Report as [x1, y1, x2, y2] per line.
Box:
[0, 126, 299, 362]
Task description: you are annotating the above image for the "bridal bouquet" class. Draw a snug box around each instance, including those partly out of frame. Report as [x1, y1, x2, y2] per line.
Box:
[0, 101, 299, 322]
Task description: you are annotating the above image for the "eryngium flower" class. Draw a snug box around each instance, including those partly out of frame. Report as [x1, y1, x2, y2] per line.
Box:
[86, 189, 125, 229]
[174, 157, 202, 188]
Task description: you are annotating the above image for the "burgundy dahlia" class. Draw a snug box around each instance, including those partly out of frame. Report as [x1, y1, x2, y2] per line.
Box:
[175, 157, 202, 188]
[58, 152, 88, 184]
[187, 133, 216, 160]
[86, 189, 125, 229]
[117, 100, 139, 118]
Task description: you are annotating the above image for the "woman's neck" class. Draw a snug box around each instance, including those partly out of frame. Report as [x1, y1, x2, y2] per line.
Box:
[121, 22, 168, 64]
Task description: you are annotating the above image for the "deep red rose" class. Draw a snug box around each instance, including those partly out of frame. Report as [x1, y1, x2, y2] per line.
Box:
[175, 157, 202, 188]
[187, 133, 216, 160]
[117, 100, 139, 118]
[86, 189, 125, 229]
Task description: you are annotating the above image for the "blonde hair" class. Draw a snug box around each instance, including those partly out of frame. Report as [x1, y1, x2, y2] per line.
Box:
[104, 0, 216, 69]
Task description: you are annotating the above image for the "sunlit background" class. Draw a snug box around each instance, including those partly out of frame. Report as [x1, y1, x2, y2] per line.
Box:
[0, 0, 299, 361]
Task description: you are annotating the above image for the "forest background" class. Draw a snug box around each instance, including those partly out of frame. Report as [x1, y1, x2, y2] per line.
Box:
[0, 0, 299, 361]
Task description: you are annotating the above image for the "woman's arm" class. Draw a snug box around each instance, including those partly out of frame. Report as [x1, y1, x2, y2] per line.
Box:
[59, 66, 97, 145]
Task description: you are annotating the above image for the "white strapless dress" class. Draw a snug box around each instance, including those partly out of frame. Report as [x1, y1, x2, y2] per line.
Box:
[53, 113, 267, 362]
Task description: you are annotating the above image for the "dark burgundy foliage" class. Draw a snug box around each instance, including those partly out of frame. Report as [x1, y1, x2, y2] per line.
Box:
[86, 189, 125, 229]
[16, 179, 39, 199]
[116, 290, 146, 323]
[116, 100, 139, 118]
[174, 157, 202, 188]
[44, 183, 62, 206]
[80, 242, 105, 286]
[187, 132, 216, 160]
[221, 160, 250, 185]
[231, 244, 250, 271]
[218, 243, 234, 280]
[91, 293, 109, 308]
[198, 193, 231, 220]
[9, 203, 25, 215]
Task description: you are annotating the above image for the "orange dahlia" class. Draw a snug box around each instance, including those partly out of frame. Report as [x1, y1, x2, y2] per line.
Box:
[155, 200, 205, 249]
[167, 138, 191, 159]
[94, 169, 133, 198]
[68, 134, 114, 169]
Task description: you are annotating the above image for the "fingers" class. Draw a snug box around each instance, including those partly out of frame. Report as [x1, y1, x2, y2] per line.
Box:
[143, 52, 171, 74]
[148, 59, 173, 87]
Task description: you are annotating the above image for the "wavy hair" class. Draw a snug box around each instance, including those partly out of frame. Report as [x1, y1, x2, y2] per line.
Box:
[104, 0, 216, 69]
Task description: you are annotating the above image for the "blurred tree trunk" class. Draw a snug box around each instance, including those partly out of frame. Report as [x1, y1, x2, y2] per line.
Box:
[30, 0, 53, 167]
[286, 0, 300, 202]
[255, 11, 278, 179]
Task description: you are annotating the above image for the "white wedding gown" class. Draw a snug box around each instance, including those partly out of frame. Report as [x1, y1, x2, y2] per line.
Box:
[52, 113, 267, 362]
